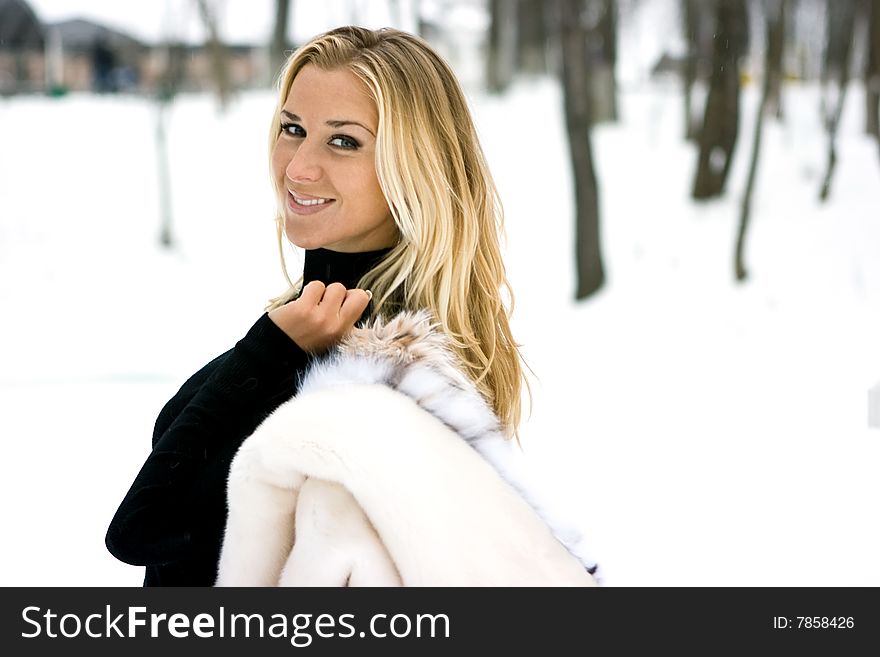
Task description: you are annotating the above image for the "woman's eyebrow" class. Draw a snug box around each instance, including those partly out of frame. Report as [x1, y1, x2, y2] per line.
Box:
[281, 110, 375, 136]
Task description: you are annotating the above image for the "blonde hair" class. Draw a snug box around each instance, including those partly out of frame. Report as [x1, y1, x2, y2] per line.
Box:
[266, 26, 529, 437]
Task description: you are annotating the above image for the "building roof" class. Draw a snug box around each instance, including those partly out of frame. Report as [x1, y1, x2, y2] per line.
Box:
[0, 0, 44, 49]
[48, 18, 148, 52]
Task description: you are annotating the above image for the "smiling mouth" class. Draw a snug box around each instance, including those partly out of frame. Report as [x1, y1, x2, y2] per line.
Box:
[289, 190, 333, 206]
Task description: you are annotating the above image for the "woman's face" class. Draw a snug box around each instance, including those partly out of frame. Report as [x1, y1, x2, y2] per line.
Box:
[271, 64, 398, 253]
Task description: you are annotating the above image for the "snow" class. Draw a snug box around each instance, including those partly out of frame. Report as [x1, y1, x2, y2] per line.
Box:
[2, 67, 879, 586]
[486, 77, 880, 586]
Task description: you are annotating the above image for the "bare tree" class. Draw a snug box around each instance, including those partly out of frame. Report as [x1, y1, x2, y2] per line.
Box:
[764, 0, 787, 118]
[487, 0, 518, 94]
[195, 0, 232, 111]
[517, 0, 548, 74]
[155, 42, 188, 249]
[557, 0, 605, 299]
[156, 102, 175, 249]
[681, 0, 716, 140]
[865, 0, 880, 149]
[587, 0, 618, 123]
[692, 0, 748, 200]
[818, 0, 857, 202]
[271, 0, 292, 83]
[682, 0, 701, 140]
[735, 0, 786, 282]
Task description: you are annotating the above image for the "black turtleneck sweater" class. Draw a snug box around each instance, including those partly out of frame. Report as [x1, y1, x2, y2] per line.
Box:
[105, 247, 391, 586]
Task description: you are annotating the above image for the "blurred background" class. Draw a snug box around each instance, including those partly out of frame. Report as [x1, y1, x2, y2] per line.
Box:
[1, 0, 879, 586]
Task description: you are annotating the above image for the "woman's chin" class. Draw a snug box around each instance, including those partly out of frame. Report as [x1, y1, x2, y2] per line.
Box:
[284, 228, 323, 251]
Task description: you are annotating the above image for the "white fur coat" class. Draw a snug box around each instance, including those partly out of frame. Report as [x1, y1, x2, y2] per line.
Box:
[215, 311, 598, 587]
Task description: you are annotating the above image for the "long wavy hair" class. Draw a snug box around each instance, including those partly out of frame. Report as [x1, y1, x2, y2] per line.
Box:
[265, 26, 528, 438]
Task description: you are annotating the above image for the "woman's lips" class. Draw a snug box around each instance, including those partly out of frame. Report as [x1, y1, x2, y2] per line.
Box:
[287, 190, 335, 215]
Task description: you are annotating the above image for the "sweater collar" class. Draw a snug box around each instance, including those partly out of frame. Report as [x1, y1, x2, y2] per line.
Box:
[302, 247, 392, 290]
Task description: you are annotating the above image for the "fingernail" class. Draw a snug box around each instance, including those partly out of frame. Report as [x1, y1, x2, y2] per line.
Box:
[365, 289, 373, 300]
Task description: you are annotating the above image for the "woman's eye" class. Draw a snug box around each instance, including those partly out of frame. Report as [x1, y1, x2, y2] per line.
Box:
[281, 122, 305, 137]
[329, 135, 359, 150]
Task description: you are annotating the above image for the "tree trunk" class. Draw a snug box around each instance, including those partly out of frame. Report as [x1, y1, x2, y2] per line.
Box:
[557, 0, 605, 299]
[517, 0, 547, 75]
[153, 36, 188, 249]
[487, 0, 518, 94]
[682, 0, 715, 141]
[589, 0, 618, 123]
[195, 0, 231, 111]
[271, 0, 292, 82]
[692, 0, 748, 200]
[865, 0, 880, 146]
[682, 0, 700, 140]
[156, 103, 174, 249]
[735, 0, 786, 282]
[765, 0, 786, 119]
[818, 0, 857, 202]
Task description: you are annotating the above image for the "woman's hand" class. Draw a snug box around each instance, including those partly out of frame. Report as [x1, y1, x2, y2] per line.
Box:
[268, 281, 372, 354]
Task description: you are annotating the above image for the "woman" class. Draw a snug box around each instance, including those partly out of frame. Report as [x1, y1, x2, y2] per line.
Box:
[105, 26, 533, 586]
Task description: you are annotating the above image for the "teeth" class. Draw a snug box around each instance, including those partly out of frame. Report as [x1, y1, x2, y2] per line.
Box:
[291, 192, 330, 206]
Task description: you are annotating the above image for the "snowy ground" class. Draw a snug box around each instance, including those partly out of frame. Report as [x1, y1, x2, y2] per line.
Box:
[1, 74, 878, 586]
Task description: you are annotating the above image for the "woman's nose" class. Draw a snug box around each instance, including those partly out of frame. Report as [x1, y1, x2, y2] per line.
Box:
[285, 140, 322, 183]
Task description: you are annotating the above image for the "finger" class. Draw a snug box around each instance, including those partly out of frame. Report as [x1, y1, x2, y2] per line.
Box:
[339, 288, 371, 324]
[319, 282, 348, 311]
[296, 280, 326, 307]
